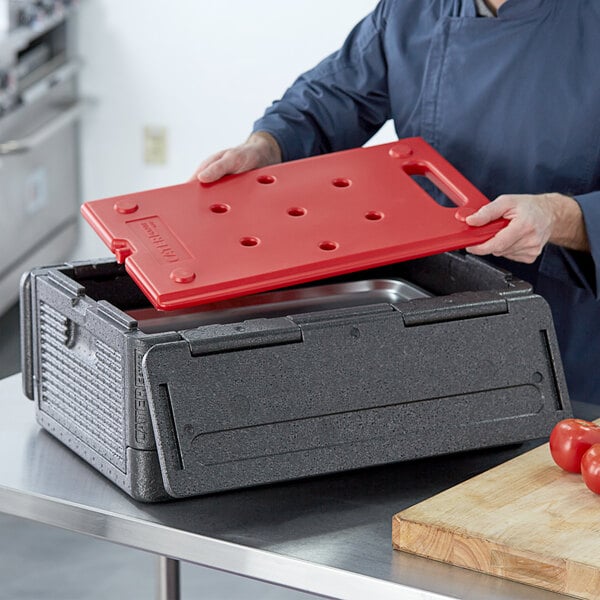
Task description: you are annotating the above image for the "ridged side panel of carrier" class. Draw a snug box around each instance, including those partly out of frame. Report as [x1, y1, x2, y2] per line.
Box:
[38, 302, 126, 471]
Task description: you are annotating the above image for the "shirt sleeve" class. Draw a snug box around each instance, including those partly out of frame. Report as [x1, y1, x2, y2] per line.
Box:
[539, 190, 600, 299]
[252, 1, 391, 162]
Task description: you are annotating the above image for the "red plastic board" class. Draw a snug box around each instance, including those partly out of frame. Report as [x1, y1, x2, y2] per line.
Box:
[81, 137, 507, 310]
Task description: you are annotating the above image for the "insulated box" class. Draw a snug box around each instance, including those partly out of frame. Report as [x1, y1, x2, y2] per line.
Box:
[21, 252, 572, 501]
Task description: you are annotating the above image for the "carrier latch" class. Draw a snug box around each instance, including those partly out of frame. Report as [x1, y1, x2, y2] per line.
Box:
[181, 317, 303, 356]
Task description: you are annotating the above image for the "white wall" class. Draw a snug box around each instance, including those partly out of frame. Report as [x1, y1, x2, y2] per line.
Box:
[74, 0, 396, 260]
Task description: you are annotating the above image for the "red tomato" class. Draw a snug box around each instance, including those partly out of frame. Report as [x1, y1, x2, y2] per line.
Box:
[581, 444, 600, 495]
[549, 419, 600, 473]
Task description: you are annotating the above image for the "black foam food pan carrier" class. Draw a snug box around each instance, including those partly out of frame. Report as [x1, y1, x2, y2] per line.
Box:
[20, 252, 571, 501]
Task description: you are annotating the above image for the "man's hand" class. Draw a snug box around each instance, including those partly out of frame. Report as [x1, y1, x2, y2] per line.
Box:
[191, 131, 282, 183]
[465, 193, 589, 263]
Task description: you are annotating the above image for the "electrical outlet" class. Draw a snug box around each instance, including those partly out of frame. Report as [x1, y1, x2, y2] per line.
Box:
[143, 126, 167, 165]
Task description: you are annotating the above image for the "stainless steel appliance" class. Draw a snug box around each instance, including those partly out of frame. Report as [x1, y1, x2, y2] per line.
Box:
[0, 0, 80, 316]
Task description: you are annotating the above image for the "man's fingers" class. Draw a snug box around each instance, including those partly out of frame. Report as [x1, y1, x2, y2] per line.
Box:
[198, 157, 232, 183]
[198, 148, 257, 183]
[465, 221, 523, 256]
[197, 165, 220, 183]
[198, 150, 227, 173]
[467, 232, 541, 263]
[465, 195, 514, 226]
[197, 149, 244, 182]
[190, 150, 228, 182]
[192, 133, 283, 185]
[465, 241, 498, 256]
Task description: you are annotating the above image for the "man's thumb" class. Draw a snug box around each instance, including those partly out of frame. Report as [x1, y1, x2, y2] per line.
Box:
[466, 199, 508, 226]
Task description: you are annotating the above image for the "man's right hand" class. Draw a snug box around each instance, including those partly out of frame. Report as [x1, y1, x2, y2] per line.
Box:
[191, 131, 282, 183]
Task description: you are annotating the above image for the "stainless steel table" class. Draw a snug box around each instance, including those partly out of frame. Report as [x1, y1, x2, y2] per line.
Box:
[1, 373, 594, 600]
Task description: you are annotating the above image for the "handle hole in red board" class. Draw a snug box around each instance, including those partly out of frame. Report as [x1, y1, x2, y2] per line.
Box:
[407, 174, 457, 207]
[365, 211, 383, 221]
[401, 163, 467, 208]
[257, 175, 276, 185]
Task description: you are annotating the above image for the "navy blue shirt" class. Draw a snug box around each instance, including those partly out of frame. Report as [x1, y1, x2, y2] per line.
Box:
[253, 0, 600, 405]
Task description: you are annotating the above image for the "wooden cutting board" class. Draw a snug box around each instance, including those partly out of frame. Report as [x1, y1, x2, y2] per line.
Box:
[392, 421, 600, 600]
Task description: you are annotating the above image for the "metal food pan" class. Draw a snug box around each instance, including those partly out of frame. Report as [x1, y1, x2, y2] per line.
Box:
[128, 278, 431, 334]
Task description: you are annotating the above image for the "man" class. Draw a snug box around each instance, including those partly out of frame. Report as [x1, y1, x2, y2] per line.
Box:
[193, 0, 600, 405]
